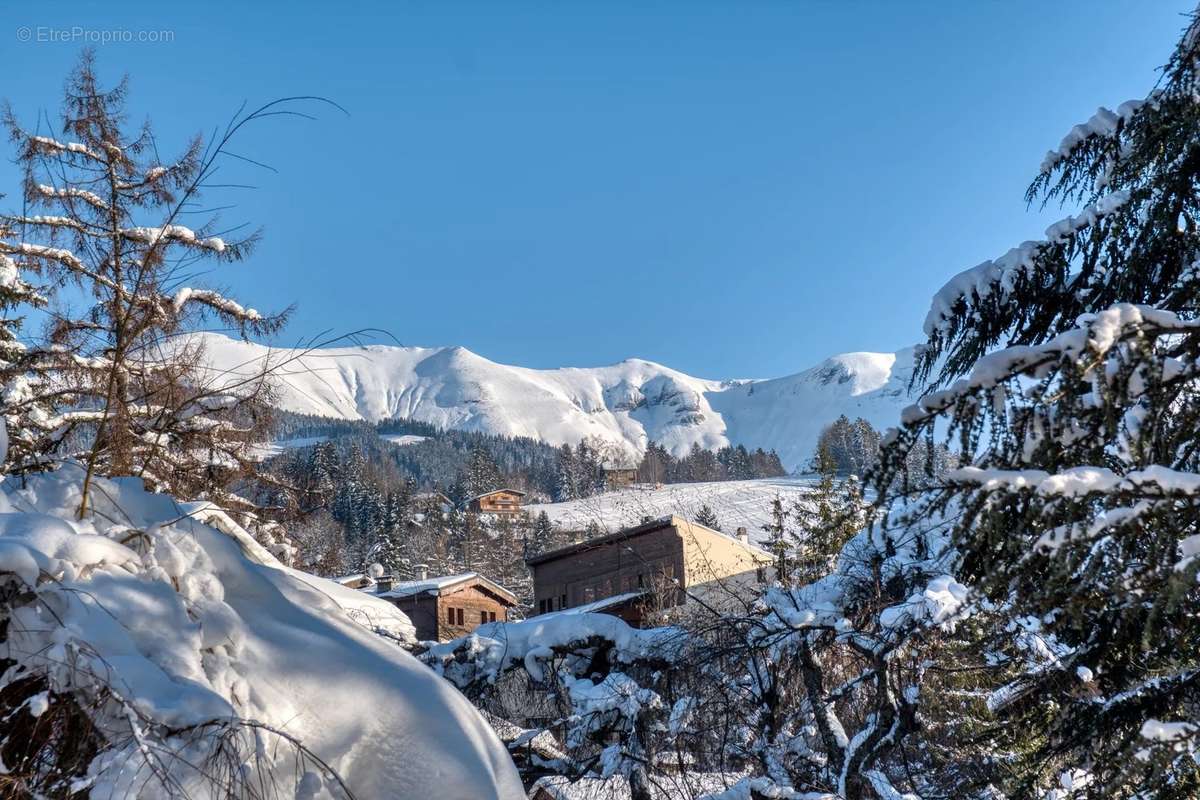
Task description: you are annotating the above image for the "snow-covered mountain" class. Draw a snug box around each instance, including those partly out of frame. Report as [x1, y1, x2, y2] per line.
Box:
[197, 333, 917, 471]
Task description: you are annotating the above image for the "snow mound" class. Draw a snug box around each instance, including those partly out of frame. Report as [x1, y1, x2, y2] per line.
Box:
[193, 333, 916, 472]
[0, 464, 523, 799]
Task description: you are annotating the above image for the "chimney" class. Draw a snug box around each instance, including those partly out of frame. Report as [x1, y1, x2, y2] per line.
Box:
[415, 563, 429, 581]
[736, 527, 749, 545]
[376, 574, 393, 593]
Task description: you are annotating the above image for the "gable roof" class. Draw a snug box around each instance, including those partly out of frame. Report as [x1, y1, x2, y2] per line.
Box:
[525, 514, 772, 567]
[376, 571, 519, 606]
[467, 488, 527, 503]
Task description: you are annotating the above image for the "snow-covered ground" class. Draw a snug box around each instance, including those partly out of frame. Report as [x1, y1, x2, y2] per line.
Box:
[250, 435, 329, 460]
[195, 332, 916, 471]
[0, 463, 524, 799]
[378, 433, 428, 446]
[253, 431, 428, 460]
[526, 478, 816, 545]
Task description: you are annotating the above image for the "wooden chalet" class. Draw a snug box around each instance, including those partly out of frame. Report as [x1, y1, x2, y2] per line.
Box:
[603, 467, 639, 489]
[465, 488, 527, 516]
[526, 515, 772, 627]
[375, 569, 518, 641]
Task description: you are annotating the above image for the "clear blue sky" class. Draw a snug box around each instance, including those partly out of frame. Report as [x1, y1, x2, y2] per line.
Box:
[1, 2, 1193, 378]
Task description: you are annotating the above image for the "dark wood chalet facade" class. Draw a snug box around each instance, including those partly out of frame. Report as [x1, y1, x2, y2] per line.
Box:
[603, 468, 638, 489]
[526, 515, 772, 627]
[376, 572, 518, 641]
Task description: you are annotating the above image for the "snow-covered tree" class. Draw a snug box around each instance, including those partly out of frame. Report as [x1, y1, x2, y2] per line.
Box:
[0, 234, 50, 472]
[792, 447, 867, 584]
[873, 14, 1200, 797]
[527, 509, 558, 557]
[554, 443, 579, 501]
[0, 51, 297, 514]
[760, 495, 791, 580]
[694, 503, 721, 531]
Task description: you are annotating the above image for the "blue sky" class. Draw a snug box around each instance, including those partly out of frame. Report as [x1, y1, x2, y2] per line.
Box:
[0, 2, 1193, 378]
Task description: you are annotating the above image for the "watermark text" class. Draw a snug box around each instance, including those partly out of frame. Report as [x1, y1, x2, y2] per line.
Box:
[16, 26, 175, 44]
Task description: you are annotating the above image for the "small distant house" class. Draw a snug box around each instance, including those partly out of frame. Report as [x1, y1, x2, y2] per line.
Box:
[466, 488, 526, 516]
[332, 573, 375, 591]
[375, 569, 518, 641]
[526, 515, 772, 627]
[603, 468, 638, 490]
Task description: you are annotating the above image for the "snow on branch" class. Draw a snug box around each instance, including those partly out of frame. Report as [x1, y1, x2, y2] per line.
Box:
[122, 225, 227, 253]
[904, 304, 1197, 430]
[424, 612, 686, 688]
[0, 240, 117, 290]
[922, 192, 1131, 338]
[27, 134, 105, 163]
[1039, 101, 1146, 175]
[32, 183, 111, 213]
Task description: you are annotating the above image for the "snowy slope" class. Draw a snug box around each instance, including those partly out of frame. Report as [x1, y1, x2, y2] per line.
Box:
[526, 478, 816, 545]
[196, 333, 916, 471]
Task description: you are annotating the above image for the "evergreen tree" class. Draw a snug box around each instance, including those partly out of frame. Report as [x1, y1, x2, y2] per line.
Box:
[694, 504, 721, 531]
[0, 247, 49, 473]
[461, 444, 501, 499]
[555, 443, 579, 501]
[0, 51, 290, 513]
[760, 495, 791, 581]
[527, 510, 557, 557]
[877, 18, 1200, 797]
[793, 444, 864, 583]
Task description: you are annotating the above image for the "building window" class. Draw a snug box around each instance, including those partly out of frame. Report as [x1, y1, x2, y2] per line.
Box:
[560, 594, 567, 609]
[456, 608, 465, 626]
[446, 606, 455, 624]
[538, 599, 546, 614]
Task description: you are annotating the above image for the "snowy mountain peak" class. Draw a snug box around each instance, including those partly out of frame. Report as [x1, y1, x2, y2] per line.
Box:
[196, 333, 916, 471]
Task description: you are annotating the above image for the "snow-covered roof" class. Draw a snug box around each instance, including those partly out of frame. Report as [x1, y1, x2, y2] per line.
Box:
[334, 572, 372, 586]
[467, 488, 527, 502]
[377, 571, 519, 605]
[526, 514, 773, 566]
[542, 591, 646, 617]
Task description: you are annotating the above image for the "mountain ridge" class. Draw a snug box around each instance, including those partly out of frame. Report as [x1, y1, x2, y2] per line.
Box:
[196, 332, 917, 471]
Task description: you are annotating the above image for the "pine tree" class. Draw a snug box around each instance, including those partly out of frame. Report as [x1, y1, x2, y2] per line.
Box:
[0, 239, 49, 473]
[462, 444, 501, 499]
[0, 52, 296, 513]
[694, 503, 721, 531]
[555, 443, 578, 501]
[793, 444, 864, 584]
[877, 16, 1200, 797]
[760, 495, 791, 581]
[527, 510, 557, 557]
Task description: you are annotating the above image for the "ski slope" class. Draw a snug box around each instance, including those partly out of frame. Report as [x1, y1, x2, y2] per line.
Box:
[196, 333, 917, 471]
[526, 478, 817, 545]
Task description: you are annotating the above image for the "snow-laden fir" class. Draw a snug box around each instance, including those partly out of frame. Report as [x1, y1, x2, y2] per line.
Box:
[195, 332, 916, 472]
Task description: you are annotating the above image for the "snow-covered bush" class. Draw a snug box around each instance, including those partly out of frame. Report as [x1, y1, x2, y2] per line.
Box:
[0, 463, 523, 798]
